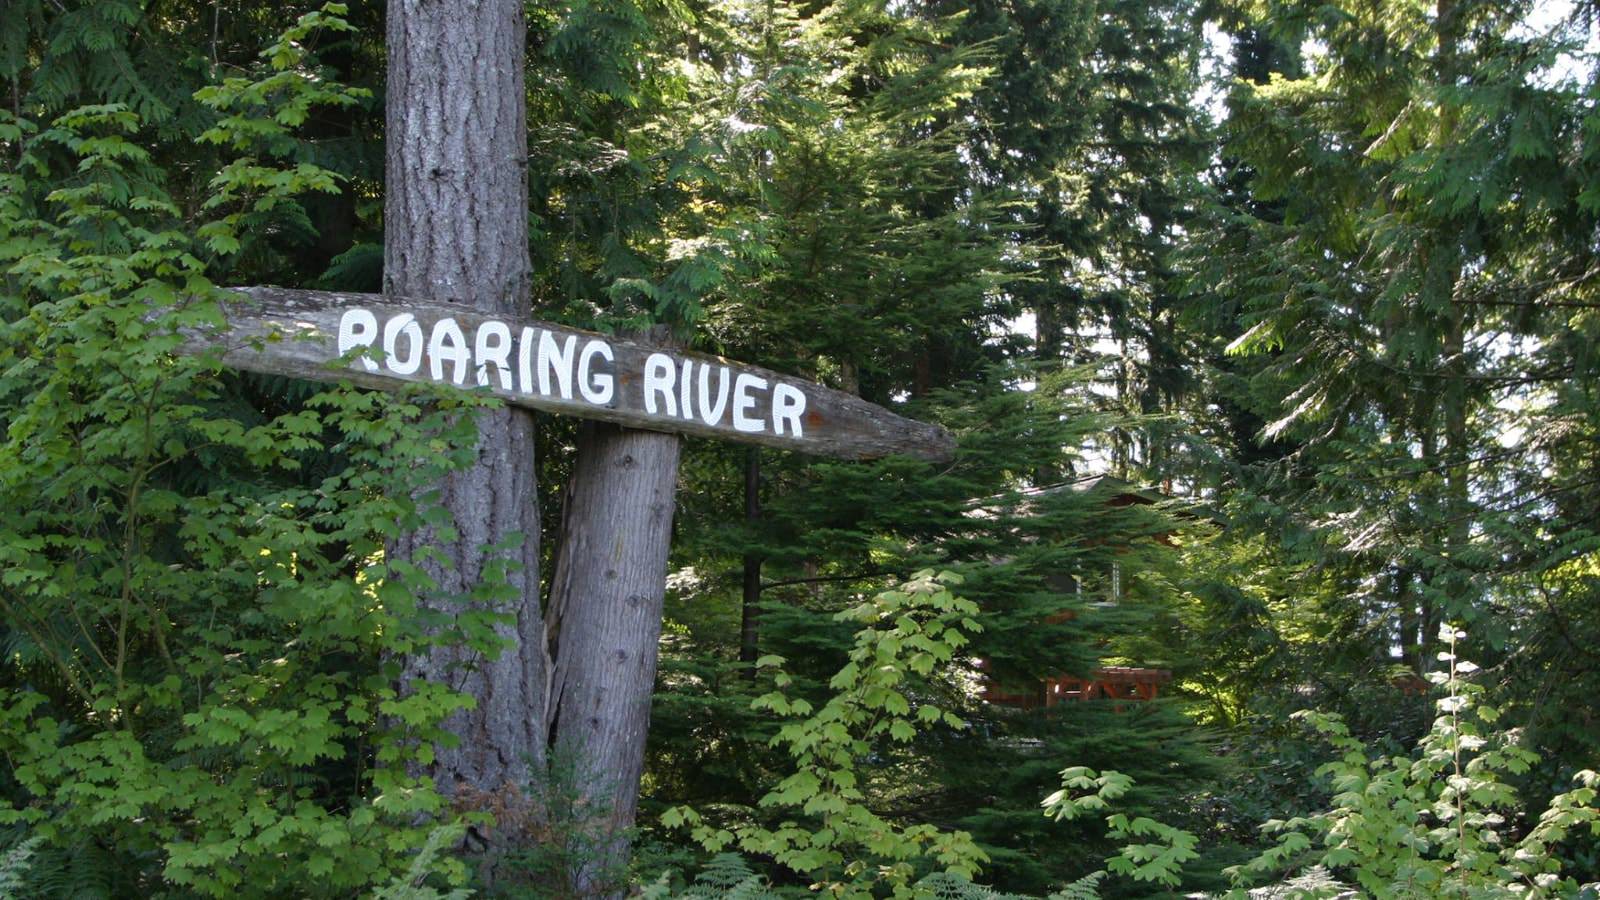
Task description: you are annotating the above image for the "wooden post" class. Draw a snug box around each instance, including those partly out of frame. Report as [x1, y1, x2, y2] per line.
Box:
[544, 419, 681, 894]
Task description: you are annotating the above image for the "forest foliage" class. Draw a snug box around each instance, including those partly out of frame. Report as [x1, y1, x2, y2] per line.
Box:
[2, 0, 1599, 897]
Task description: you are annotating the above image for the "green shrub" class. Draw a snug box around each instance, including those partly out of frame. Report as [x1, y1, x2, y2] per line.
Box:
[0, 7, 500, 895]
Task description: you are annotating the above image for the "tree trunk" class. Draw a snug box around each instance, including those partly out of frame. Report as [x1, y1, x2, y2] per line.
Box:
[386, 0, 549, 797]
[1416, 421, 1441, 671]
[1033, 295, 1065, 485]
[1035, 296, 1063, 363]
[545, 419, 682, 893]
[1434, 0, 1473, 654]
[739, 448, 763, 674]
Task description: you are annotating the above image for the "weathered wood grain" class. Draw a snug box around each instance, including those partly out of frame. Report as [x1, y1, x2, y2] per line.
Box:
[185, 286, 957, 463]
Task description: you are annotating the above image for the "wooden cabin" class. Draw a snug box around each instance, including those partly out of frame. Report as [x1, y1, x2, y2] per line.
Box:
[981, 666, 1174, 710]
[977, 475, 1199, 712]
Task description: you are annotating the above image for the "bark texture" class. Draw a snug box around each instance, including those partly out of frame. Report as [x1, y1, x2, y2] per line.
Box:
[385, 0, 547, 794]
[546, 420, 682, 890]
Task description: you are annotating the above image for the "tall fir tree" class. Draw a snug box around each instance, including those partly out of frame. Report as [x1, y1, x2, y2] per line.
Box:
[1182, 0, 1600, 868]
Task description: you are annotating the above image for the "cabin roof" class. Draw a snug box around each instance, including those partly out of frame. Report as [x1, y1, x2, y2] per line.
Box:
[1012, 474, 1227, 526]
[963, 473, 1225, 528]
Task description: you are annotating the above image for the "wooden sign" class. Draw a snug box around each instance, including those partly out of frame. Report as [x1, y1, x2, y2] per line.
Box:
[183, 287, 957, 462]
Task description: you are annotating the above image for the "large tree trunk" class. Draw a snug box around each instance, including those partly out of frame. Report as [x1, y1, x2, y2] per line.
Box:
[386, 0, 548, 797]
[546, 420, 682, 893]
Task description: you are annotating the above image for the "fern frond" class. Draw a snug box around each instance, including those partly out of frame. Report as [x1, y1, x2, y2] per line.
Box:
[1046, 870, 1105, 900]
[0, 836, 43, 897]
[673, 854, 777, 899]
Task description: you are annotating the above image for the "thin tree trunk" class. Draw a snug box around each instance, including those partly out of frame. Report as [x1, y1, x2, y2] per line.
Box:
[386, 0, 548, 797]
[739, 448, 763, 674]
[1114, 336, 1132, 477]
[1035, 296, 1063, 363]
[1435, 0, 1473, 654]
[545, 419, 682, 893]
[1417, 421, 1441, 671]
[1033, 298, 1065, 485]
[1441, 303, 1471, 637]
[1395, 566, 1421, 670]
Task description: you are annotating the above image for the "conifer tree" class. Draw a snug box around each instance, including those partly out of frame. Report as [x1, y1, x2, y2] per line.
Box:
[1184, 0, 1600, 857]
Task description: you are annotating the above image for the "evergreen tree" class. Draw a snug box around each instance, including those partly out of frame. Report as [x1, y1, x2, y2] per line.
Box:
[1182, 0, 1600, 876]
